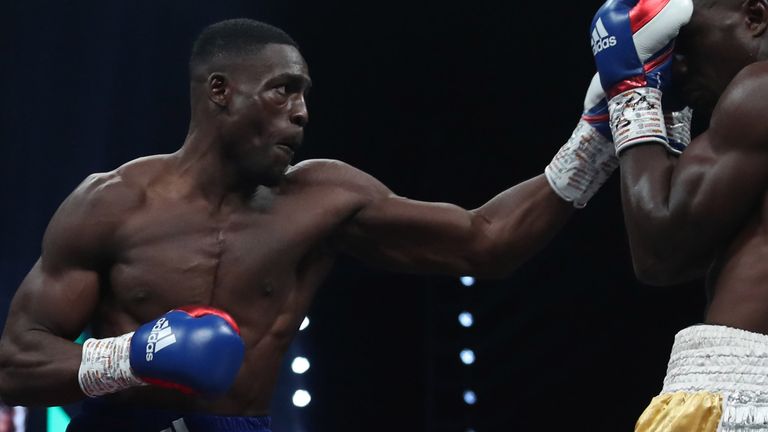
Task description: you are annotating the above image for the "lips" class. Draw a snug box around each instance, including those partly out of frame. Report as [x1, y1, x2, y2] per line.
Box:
[277, 136, 302, 154]
[276, 143, 295, 155]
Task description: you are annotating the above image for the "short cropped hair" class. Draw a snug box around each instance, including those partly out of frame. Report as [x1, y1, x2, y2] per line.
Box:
[189, 19, 298, 72]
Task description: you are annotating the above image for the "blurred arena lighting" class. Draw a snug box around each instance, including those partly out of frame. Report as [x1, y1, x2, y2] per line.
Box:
[460, 276, 475, 287]
[458, 311, 474, 328]
[463, 390, 477, 405]
[460, 349, 476, 365]
[299, 316, 310, 331]
[291, 356, 311, 374]
[293, 389, 312, 407]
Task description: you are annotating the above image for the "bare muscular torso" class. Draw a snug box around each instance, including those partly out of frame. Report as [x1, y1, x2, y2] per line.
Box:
[92, 155, 363, 415]
[617, 62, 768, 335]
[697, 65, 768, 333]
[706, 197, 768, 333]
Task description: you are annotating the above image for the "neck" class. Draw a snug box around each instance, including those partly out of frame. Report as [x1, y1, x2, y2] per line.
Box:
[173, 124, 261, 208]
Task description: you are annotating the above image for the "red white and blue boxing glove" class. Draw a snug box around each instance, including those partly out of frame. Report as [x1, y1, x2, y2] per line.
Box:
[546, 73, 619, 208]
[590, 0, 692, 154]
[78, 306, 245, 397]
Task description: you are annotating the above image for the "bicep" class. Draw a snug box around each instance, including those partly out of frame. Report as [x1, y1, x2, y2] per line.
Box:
[3, 174, 117, 342]
[6, 258, 100, 341]
[0, 256, 101, 405]
[617, 69, 768, 284]
[337, 195, 484, 274]
[668, 118, 768, 243]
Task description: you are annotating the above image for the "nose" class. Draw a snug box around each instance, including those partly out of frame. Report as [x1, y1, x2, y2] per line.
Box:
[290, 96, 309, 128]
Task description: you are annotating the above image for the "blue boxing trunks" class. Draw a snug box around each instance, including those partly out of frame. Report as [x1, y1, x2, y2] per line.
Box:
[66, 398, 271, 432]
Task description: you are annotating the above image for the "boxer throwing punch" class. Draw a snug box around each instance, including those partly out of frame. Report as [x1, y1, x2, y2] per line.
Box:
[592, 0, 768, 429]
[1, 19, 617, 432]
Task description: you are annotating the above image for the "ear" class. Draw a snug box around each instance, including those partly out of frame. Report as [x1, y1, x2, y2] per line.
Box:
[208, 73, 229, 107]
[744, 0, 768, 37]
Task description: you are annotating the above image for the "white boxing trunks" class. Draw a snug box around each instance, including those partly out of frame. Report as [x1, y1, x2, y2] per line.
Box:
[636, 325, 768, 432]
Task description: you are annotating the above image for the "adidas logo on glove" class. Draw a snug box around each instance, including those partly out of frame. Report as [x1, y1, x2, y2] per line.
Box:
[144, 317, 177, 361]
[591, 18, 617, 54]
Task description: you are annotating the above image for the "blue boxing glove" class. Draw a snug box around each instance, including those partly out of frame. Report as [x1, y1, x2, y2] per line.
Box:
[78, 305, 245, 397]
[546, 73, 618, 208]
[590, 0, 692, 154]
[130, 306, 245, 395]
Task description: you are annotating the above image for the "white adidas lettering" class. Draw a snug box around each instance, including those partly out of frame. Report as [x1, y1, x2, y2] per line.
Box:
[145, 317, 178, 361]
[591, 17, 617, 55]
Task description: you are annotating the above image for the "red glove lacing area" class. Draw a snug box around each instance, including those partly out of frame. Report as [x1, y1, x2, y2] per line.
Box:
[608, 46, 674, 99]
[174, 305, 242, 335]
[138, 305, 243, 395]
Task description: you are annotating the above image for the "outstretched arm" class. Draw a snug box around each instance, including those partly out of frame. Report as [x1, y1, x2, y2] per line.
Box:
[619, 65, 768, 284]
[331, 72, 617, 278]
[331, 161, 574, 278]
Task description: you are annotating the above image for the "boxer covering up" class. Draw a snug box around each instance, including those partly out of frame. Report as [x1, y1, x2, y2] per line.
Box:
[589, 0, 768, 428]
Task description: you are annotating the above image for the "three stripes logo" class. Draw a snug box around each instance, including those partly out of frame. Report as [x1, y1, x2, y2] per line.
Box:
[144, 317, 177, 361]
[591, 18, 617, 55]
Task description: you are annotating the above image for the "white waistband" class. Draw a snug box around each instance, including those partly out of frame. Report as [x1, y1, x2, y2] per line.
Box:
[661, 325, 768, 395]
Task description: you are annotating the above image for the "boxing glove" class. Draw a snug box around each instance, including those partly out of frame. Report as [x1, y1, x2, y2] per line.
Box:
[545, 73, 618, 208]
[78, 306, 245, 397]
[591, 0, 692, 154]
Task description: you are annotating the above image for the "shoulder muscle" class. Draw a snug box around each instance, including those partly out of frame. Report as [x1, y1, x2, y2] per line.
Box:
[289, 158, 393, 203]
[709, 62, 768, 153]
[42, 170, 144, 272]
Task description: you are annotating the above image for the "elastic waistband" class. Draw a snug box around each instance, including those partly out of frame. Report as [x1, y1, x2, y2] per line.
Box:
[661, 325, 768, 395]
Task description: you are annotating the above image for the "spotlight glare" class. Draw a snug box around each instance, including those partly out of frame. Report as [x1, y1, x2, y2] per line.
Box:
[291, 356, 311, 374]
[458, 311, 474, 328]
[463, 390, 477, 405]
[292, 389, 312, 407]
[460, 349, 476, 365]
[299, 316, 310, 331]
[460, 276, 475, 287]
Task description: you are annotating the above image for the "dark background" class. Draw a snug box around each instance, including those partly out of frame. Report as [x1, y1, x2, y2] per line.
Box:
[0, 1, 706, 431]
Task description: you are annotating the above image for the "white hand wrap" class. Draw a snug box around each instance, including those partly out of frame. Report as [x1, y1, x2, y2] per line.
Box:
[78, 332, 145, 397]
[664, 106, 693, 154]
[545, 118, 618, 208]
[609, 87, 668, 155]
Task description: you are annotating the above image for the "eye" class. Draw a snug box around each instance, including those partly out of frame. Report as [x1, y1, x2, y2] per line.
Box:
[274, 85, 288, 96]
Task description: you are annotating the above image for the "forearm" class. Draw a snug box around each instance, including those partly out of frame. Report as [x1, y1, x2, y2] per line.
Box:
[470, 174, 574, 277]
[0, 330, 85, 405]
[620, 145, 710, 283]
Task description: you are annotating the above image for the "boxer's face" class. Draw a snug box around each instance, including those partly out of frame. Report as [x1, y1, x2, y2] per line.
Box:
[219, 44, 311, 186]
[675, 0, 760, 116]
